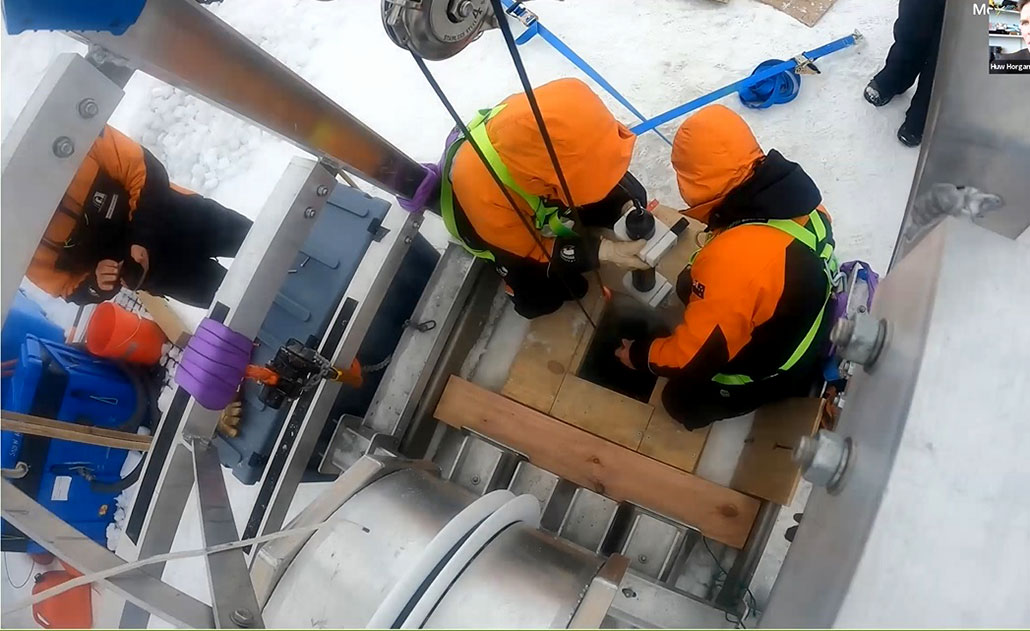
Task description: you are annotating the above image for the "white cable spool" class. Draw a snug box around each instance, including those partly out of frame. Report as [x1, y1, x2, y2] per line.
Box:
[399, 493, 542, 629]
[365, 489, 515, 629]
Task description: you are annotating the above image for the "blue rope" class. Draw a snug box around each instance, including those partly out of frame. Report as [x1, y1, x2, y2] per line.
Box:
[630, 32, 859, 134]
[501, 0, 673, 146]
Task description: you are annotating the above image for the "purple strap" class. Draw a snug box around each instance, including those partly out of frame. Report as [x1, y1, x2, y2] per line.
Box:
[175, 318, 252, 410]
[397, 163, 441, 213]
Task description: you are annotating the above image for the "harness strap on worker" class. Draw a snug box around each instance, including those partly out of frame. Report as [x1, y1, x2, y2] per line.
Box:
[439, 104, 575, 261]
[707, 210, 839, 386]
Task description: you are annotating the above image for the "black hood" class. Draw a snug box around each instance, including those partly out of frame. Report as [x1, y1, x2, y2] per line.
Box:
[706, 150, 822, 231]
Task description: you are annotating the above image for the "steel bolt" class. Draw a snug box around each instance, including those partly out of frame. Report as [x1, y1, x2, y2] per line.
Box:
[230, 608, 254, 628]
[638, 554, 648, 564]
[621, 587, 637, 599]
[316, 184, 330, 197]
[794, 429, 851, 491]
[77, 98, 99, 119]
[456, 0, 474, 18]
[304, 207, 316, 219]
[52, 136, 75, 158]
[831, 312, 887, 368]
[470, 474, 480, 486]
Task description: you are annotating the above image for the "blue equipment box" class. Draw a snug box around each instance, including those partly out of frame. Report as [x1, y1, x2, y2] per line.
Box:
[1, 336, 145, 553]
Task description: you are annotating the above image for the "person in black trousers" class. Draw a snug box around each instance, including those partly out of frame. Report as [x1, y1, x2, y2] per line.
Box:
[863, 0, 947, 147]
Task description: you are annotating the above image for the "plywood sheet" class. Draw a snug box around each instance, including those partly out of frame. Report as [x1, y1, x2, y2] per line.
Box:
[638, 378, 710, 472]
[731, 397, 824, 504]
[502, 283, 605, 412]
[436, 376, 760, 548]
[759, 0, 838, 27]
[550, 374, 653, 450]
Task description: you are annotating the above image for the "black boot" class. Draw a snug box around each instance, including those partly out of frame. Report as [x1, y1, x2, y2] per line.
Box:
[897, 120, 923, 147]
[863, 79, 893, 107]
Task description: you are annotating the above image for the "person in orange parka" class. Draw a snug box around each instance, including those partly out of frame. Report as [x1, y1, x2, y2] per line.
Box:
[443, 78, 652, 319]
[27, 125, 251, 307]
[616, 105, 839, 429]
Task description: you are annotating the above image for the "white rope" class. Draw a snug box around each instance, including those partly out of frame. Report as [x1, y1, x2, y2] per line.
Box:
[2, 515, 369, 617]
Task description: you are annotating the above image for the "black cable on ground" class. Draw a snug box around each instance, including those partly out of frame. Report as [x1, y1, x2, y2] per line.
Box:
[702, 536, 759, 629]
[409, 51, 597, 329]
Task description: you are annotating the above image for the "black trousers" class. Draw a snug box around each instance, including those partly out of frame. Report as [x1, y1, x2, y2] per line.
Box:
[873, 0, 946, 134]
[141, 190, 252, 308]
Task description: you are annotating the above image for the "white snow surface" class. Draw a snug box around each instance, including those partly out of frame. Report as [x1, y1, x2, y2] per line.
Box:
[1, 0, 920, 626]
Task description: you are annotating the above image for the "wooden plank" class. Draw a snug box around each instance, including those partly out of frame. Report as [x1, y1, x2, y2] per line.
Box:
[758, 0, 838, 27]
[436, 376, 760, 548]
[138, 290, 192, 347]
[549, 374, 653, 450]
[638, 378, 710, 473]
[501, 283, 604, 412]
[730, 397, 823, 505]
[2, 411, 152, 451]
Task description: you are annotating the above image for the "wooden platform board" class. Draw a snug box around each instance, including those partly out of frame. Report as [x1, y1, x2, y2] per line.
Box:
[638, 378, 710, 473]
[730, 397, 824, 505]
[501, 284, 606, 413]
[436, 376, 760, 548]
[758, 0, 839, 27]
[550, 374, 653, 450]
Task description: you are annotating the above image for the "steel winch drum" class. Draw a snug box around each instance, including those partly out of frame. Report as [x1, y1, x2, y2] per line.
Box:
[261, 465, 620, 628]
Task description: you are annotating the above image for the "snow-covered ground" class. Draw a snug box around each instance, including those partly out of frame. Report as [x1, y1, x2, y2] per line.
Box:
[2, 0, 922, 626]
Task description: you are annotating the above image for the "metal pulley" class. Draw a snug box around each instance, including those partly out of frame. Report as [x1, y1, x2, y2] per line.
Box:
[383, 0, 496, 60]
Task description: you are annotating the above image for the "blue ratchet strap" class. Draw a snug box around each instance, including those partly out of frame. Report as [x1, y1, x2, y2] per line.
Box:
[631, 32, 860, 134]
[500, 0, 673, 146]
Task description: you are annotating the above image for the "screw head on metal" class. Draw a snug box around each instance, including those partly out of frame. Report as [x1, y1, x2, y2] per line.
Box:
[316, 184, 329, 197]
[77, 98, 99, 119]
[52, 137, 75, 158]
[304, 207, 316, 218]
[638, 554, 648, 564]
[230, 608, 254, 628]
[622, 587, 637, 599]
[470, 474, 480, 486]
[456, 0, 474, 17]
[403, 236, 413, 244]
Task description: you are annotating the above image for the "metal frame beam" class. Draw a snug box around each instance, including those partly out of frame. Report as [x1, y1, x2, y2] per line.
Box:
[192, 441, 264, 628]
[0, 52, 122, 322]
[115, 157, 335, 627]
[1, 480, 214, 629]
[78, 0, 425, 198]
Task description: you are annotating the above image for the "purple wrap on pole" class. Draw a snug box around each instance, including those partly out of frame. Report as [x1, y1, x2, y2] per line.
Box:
[175, 318, 252, 410]
[397, 163, 441, 213]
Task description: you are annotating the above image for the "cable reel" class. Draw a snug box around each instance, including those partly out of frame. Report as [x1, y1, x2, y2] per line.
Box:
[382, 0, 496, 60]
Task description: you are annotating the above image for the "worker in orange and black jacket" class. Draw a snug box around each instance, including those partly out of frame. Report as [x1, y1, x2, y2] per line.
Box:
[27, 125, 252, 307]
[442, 78, 652, 319]
[615, 105, 839, 429]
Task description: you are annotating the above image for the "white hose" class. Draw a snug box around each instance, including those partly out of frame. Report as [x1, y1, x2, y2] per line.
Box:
[2, 515, 369, 617]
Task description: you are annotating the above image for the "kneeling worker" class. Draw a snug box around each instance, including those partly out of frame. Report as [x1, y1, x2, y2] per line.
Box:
[616, 105, 839, 429]
[27, 125, 252, 307]
[441, 78, 651, 319]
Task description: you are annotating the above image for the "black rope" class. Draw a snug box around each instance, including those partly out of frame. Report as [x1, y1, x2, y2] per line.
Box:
[409, 51, 597, 329]
[488, 0, 610, 298]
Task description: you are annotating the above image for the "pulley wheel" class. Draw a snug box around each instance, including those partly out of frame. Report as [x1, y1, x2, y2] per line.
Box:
[382, 0, 493, 60]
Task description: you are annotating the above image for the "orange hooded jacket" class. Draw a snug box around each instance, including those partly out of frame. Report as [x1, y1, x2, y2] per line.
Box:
[629, 105, 833, 394]
[27, 126, 171, 300]
[449, 78, 636, 262]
